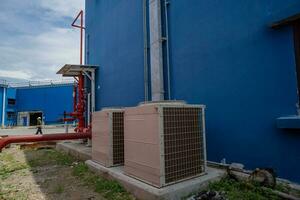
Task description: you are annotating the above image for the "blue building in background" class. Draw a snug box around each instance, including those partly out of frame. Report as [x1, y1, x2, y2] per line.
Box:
[0, 82, 73, 127]
[85, 0, 300, 182]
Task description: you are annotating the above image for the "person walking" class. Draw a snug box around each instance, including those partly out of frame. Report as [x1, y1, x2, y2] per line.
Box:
[36, 117, 43, 135]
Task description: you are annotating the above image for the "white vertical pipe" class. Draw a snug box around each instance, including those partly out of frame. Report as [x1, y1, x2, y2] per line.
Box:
[89, 71, 94, 147]
[143, 0, 149, 101]
[91, 70, 95, 112]
[2, 87, 6, 128]
[87, 93, 91, 124]
[164, 0, 171, 100]
[149, 0, 164, 101]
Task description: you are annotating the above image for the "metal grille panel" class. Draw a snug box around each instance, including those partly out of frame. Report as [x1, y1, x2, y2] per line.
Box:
[112, 112, 124, 165]
[163, 107, 204, 184]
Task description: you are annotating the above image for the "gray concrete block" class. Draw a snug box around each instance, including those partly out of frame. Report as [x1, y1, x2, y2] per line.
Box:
[56, 141, 92, 161]
[86, 160, 226, 200]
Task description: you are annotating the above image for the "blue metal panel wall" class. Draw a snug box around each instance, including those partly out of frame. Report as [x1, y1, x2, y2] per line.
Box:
[167, 0, 300, 182]
[6, 88, 16, 99]
[5, 88, 17, 126]
[86, 0, 300, 182]
[16, 85, 73, 124]
[85, 0, 145, 110]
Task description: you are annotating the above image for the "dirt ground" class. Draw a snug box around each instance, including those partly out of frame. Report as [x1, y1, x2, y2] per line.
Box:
[0, 145, 133, 200]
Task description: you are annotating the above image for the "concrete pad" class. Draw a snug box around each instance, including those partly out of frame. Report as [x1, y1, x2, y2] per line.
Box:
[56, 141, 91, 161]
[86, 160, 226, 200]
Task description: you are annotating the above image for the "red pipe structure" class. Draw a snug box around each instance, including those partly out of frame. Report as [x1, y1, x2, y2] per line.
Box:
[73, 84, 77, 112]
[71, 10, 85, 65]
[0, 10, 90, 153]
[65, 10, 87, 133]
[0, 132, 91, 152]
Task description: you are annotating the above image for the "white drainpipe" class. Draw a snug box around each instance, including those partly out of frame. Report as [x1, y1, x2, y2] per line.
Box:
[149, 0, 165, 101]
[2, 87, 6, 128]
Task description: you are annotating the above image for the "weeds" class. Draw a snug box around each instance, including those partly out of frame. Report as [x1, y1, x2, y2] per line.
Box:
[0, 152, 28, 180]
[72, 162, 134, 200]
[25, 148, 133, 200]
[208, 177, 280, 200]
[25, 149, 74, 167]
[54, 184, 65, 194]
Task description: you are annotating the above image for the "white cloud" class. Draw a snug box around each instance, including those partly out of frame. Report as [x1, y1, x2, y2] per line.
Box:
[0, 27, 82, 80]
[0, 70, 32, 80]
[0, 0, 85, 81]
[39, 0, 85, 18]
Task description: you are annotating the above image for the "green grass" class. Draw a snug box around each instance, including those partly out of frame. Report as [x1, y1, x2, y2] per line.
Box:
[0, 152, 28, 180]
[25, 149, 134, 200]
[1, 148, 134, 200]
[53, 184, 65, 194]
[208, 178, 280, 200]
[275, 182, 291, 194]
[0, 183, 28, 200]
[275, 182, 300, 197]
[72, 162, 134, 200]
[25, 149, 74, 167]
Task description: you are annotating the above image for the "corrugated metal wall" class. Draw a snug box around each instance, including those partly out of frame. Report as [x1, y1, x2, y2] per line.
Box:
[166, 0, 300, 183]
[5, 88, 17, 126]
[86, 0, 300, 182]
[86, 0, 146, 110]
[16, 85, 73, 124]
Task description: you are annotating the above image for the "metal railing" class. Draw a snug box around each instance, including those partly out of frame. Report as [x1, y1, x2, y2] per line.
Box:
[0, 79, 74, 88]
[0, 80, 8, 86]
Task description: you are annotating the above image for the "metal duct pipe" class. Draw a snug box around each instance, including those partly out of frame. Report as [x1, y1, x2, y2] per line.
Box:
[149, 0, 165, 101]
[164, 0, 171, 100]
[0, 132, 91, 152]
[143, 0, 149, 101]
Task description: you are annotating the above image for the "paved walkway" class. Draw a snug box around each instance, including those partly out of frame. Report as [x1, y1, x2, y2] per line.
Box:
[0, 126, 71, 136]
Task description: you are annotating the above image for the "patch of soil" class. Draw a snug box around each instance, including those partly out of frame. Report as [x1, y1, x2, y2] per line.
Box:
[0, 146, 105, 200]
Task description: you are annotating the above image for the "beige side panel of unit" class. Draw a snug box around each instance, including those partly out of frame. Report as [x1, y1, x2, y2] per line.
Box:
[124, 105, 161, 187]
[92, 109, 125, 168]
[92, 111, 111, 167]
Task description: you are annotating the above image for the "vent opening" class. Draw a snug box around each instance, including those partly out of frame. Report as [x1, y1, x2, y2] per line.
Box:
[163, 107, 205, 184]
[112, 112, 124, 165]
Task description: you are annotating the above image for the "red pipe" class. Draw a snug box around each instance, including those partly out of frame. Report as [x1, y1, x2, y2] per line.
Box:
[0, 132, 91, 152]
[73, 83, 77, 112]
[77, 74, 85, 131]
[67, 10, 86, 133]
[71, 10, 84, 65]
[80, 10, 83, 65]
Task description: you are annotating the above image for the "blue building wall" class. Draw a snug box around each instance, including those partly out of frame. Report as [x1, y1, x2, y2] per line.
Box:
[16, 85, 73, 124]
[86, 0, 300, 182]
[166, 0, 300, 182]
[85, 0, 145, 110]
[5, 88, 17, 126]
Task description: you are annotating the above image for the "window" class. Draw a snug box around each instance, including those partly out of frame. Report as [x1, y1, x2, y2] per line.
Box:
[7, 98, 16, 105]
[7, 112, 16, 119]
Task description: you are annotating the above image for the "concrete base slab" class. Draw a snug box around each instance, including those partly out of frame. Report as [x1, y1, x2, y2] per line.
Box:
[56, 141, 91, 161]
[86, 160, 226, 200]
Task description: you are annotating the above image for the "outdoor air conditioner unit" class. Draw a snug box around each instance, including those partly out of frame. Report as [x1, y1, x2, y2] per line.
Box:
[124, 101, 207, 188]
[92, 108, 124, 167]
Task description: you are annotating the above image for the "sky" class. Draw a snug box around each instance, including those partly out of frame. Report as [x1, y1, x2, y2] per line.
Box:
[0, 0, 85, 82]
